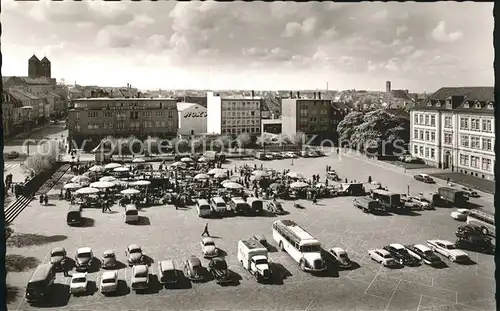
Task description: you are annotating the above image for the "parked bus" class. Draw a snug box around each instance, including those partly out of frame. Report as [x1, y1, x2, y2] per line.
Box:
[272, 220, 326, 272]
[467, 210, 495, 237]
[370, 189, 401, 210]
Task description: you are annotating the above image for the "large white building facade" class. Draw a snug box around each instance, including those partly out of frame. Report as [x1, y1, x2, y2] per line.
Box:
[410, 87, 495, 181]
[177, 102, 207, 136]
[206, 92, 261, 136]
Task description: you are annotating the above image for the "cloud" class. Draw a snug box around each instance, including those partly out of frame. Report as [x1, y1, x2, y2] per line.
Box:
[396, 25, 408, 35]
[96, 27, 138, 48]
[396, 45, 414, 55]
[432, 21, 463, 42]
[372, 9, 388, 20]
[282, 17, 317, 38]
[128, 15, 155, 28]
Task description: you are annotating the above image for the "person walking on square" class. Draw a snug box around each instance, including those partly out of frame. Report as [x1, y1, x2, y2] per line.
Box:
[44, 194, 49, 206]
[201, 222, 210, 237]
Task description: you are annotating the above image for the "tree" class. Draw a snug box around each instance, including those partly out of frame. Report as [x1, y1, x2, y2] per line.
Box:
[292, 131, 306, 149]
[21, 153, 55, 176]
[336, 111, 364, 147]
[218, 135, 233, 149]
[236, 132, 251, 151]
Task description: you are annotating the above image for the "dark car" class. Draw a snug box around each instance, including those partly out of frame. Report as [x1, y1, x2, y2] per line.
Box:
[413, 174, 435, 183]
[7, 151, 20, 159]
[183, 256, 204, 282]
[75, 247, 94, 272]
[49, 247, 67, 270]
[208, 257, 231, 284]
[455, 225, 494, 254]
[266, 201, 285, 215]
[383, 244, 420, 266]
[405, 244, 444, 267]
[102, 250, 117, 269]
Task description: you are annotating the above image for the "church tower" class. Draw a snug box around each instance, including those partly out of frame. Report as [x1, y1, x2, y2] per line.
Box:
[40, 56, 51, 78]
[28, 54, 41, 78]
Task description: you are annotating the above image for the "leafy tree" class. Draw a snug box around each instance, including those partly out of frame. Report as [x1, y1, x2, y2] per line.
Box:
[292, 131, 306, 149]
[236, 132, 251, 151]
[337, 111, 364, 146]
[21, 153, 55, 175]
[218, 135, 233, 148]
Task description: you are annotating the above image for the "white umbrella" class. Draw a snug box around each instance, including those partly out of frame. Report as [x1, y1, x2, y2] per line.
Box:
[315, 183, 326, 188]
[104, 163, 122, 170]
[214, 172, 228, 179]
[82, 171, 97, 178]
[99, 176, 117, 182]
[253, 170, 271, 177]
[290, 181, 309, 189]
[207, 168, 227, 175]
[171, 161, 187, 167]
[114, 166, 130, 172]
[88, 165, 105, 172]
[286, 172, 304, 179]
[121, 188, 140, 195]
[75, 187, 99, 194]
[181, 157, 193, 162]
[71, 175, 90, 183]
[131, 180, 151, 186]
[223, 182, 243, 190]
[63, 183, 82, 190]
[132, 158, 145, 163]
[90, 181, 115, 189]
[198, 156, 207, 162]
[194, 173, 210, 180]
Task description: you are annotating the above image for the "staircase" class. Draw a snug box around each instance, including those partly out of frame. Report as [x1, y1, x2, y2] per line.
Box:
[36, 164, 71, 195]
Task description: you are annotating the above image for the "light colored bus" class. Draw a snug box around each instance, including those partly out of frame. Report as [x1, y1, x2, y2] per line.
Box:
[467, 210, 495, 237]
[272, 220, 326, 272]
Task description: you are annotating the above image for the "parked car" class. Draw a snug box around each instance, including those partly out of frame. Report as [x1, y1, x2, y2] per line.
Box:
[383, 244, 420, 266]
[49, 247, 67, 269]
[70, 272, 88, 295]
[461, 187, 480, 198]
[208, 257, 232, 284]
[131, 265, 149, 291]
[413, 174, 435, 183]
[100, 271, 118, 295]
[368, 249, 398, 267]
[451, 211, 468, 221]
[7, 151, 20, 159]
[264, 154, 274, 160]
[426, 240, 469, 263]
[201, 237, 218, 258]
[102, 250, 117, 269]
[126, 244, 145, 266]
[410, 196, 433, 210]
[183, 256, 204, 282]
[455, 225, 494, 254]
[74, 247, 94, 272]
[271, 152, 283, 159]
[266, 201, 285, 215]
[324, 247, 352, 269]
[285, 152, 298, 158]
[405, 244, 444, 266]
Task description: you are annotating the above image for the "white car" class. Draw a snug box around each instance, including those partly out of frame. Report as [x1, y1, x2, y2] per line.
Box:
[368, 249, 398, 267]
[201, 237, 218, 258]
[426, 240, 469, 262]
[70, 272, 88, 295]
[285, 152, 298, 158]
[410, 196, 432, 210]
[451, 211, 467, 221]
[100, 271, 118, 294]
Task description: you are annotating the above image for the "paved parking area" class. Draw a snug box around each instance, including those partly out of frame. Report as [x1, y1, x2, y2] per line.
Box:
[6, 155, 495, 311]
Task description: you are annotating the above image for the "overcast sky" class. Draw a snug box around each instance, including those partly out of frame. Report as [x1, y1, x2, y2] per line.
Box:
[2, 1, 493, 92]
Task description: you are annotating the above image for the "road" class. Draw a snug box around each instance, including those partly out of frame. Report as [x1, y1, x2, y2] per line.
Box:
[6, 153, 495, 311]
[3, 122, 67, 156]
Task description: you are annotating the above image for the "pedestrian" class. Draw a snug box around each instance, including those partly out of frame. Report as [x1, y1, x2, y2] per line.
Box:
[201, 222, 210, 237]
[368, 176, 372, 183]
[345, 178, 348, 183]
[44, 194, 48, 206]
[39, 194, 44, 204]
[312, 193, 317, 205]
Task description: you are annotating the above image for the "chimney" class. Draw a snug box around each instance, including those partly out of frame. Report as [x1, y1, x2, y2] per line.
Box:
[289, 91, 293, 98]
[297, 91, 300, 99]
[251, 90, 255, 98]
[313, 92, 316, 99]
[138, 92, 141, 98]
[318, 92, 321, 99]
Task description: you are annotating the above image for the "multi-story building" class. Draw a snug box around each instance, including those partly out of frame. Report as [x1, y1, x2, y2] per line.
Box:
[282, 91, 344, 142]
[2, 90, 25, 137]
[67, 98, 178, 149]
[177, 102, 207, 136]
[206, 92, 262, 136]
[410, 87, 494, 180]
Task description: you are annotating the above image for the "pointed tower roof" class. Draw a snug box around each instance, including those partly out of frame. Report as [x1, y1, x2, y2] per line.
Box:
[41, 56, 50, 63]
[29, 54, 40, 61]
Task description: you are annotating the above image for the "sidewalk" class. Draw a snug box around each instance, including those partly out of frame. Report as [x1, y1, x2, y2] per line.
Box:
[428, 172, 495, 194]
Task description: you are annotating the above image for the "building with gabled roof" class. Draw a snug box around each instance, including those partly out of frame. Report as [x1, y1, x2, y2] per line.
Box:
[409, 86, 495, 180]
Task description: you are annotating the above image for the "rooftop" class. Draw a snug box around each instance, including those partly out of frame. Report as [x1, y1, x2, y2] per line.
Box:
[412, 87, 495, 113]
[73, 97, 177, 101]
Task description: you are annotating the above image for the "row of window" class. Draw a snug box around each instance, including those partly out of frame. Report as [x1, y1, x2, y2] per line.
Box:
[221, 102, 260, 110]
[460, 117, 493, 132]
[459, 154, 493, 171]
[222, 119, 259, 126]
[86, 111, 174, 119]
[83, 120, 175, 130]
[222, 111, 257, 117]
[413, 129, 436, 142]
[460, 135, 493, 151]
[74, 102, 176, 110]
[414, 113, 436, 127]
[299, 108, 329, 117]
[221, 127, 260, 134]
[413, 145, 436, 160]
